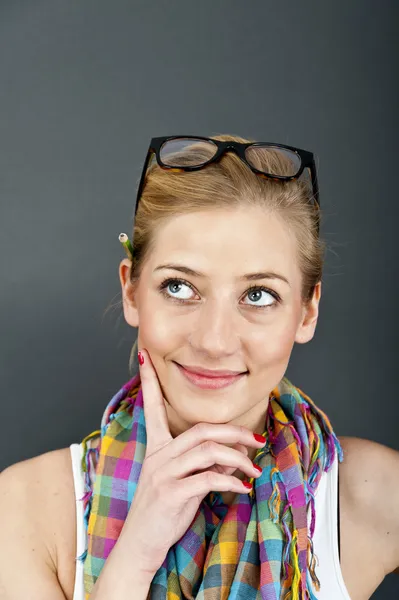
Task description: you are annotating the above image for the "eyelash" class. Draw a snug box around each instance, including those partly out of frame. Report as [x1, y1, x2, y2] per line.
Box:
[158, 277, 281, 310]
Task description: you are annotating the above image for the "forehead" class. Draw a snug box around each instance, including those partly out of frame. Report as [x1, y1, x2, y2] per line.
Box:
[148, 207, 300, 281]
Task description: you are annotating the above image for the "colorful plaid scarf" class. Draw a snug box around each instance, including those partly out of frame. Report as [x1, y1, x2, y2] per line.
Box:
[79, 372, 343, 599]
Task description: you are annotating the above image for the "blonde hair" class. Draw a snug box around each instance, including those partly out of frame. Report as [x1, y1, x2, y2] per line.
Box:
[127, 133, 324, 374]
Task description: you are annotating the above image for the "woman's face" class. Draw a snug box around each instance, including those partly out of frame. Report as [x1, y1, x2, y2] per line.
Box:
[120, 207, 321, 434]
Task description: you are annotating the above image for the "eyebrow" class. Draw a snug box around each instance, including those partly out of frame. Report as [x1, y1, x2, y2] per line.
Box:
[153, 263, 290, 287]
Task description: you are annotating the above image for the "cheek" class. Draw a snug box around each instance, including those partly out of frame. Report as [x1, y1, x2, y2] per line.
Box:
[247, 316, 298, 366]
[245, 321, 297, 396]
[137, 295, 180, 353]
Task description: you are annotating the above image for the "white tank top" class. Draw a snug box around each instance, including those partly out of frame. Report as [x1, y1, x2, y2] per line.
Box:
[69, 441, 352, 600]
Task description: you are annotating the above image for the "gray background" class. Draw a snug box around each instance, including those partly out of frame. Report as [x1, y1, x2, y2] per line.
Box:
[0, 1, 398, 596]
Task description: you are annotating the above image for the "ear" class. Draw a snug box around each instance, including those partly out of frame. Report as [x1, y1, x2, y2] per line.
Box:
[294, 281, 322, 344]
[119, 258, 140, 328]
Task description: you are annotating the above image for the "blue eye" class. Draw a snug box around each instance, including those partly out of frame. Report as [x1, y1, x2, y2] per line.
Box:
[161, 279, 194, 301]
[243, 286, 279, 308]
[158, 278, 281, 309]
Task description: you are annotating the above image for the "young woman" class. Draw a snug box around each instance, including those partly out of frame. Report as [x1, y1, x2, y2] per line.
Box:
[1, 134, 398, 600]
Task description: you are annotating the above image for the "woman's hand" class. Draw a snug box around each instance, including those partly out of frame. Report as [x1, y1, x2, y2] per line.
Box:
[118, 348, 266, 577]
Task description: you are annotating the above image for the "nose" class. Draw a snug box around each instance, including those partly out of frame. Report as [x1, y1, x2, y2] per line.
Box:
[188, 297, 241, 358]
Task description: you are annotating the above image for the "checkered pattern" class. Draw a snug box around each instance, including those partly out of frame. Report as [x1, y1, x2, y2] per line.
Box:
[81, 373, 343, 599]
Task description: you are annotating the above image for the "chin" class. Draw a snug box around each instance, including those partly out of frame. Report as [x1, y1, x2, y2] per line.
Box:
[166, 386, 246, 425]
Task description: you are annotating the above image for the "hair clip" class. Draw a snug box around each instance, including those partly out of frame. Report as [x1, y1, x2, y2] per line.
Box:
[118, 233, 134, 260]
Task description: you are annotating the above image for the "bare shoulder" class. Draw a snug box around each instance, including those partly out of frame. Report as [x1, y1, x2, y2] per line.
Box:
[338, 435, 399, 577]
[0, 447, 77, 599]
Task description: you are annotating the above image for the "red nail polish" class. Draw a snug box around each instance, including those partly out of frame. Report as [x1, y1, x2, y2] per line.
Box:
[253, 463, 262, 473]
[253, 433, 267, 444]
[138, 351, 144, 365]
[242, 481, 252, 489]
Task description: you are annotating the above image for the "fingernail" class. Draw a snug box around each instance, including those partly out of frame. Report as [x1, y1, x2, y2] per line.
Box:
[253, 433, 267, 444]
[242, 481, 253, 489]
[253, 462, 262, 473]
[138, 351, 144, 365]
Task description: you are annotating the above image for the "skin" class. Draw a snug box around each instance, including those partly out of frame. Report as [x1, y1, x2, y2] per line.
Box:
[119, 206, 321, 501]
[0, 205, 397, 600]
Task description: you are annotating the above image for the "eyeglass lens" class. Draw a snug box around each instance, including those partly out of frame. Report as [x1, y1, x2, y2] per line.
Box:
[159, 137, 302, 177]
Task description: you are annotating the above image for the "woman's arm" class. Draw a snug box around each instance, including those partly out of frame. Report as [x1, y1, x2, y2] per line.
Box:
[90, 556, 153, 600]
[0, 462, 68, 600]
[0, 452, 156, 600]
[339, 436, 399, 579]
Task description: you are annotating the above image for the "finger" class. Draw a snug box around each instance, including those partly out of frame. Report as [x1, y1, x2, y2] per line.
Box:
[180, 471, 253, 502]
[171, 441, 258, 481]
[216, 443, 248, 476]
[235, 443, 249, 457]
[180, 443, 249, 477]
[166, 422, 267, 459]
[211, 444, 254, 479]
[202, 443, 248, 475]
[138, 348, 172, 454]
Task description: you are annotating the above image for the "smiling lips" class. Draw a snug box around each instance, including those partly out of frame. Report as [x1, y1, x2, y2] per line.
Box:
[174, 362, 248, 390]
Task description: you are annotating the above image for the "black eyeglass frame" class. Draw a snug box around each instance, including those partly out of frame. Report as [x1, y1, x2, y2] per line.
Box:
[134, 135, 320, 217]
